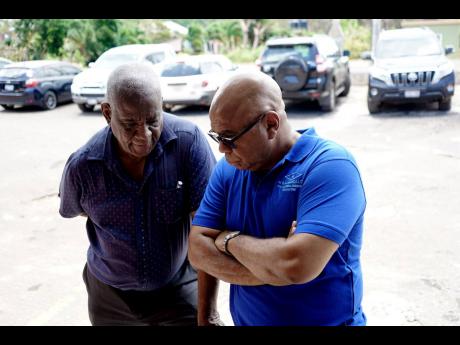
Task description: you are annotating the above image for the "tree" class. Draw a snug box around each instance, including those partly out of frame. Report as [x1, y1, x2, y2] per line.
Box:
[239, 19, 254, 48]
[221, 20, 242, 51]
[205, 21, 225, 53]
[252, 19, 271, 49]
[14, 19, 70, 59]
[186, 22, 205, 53]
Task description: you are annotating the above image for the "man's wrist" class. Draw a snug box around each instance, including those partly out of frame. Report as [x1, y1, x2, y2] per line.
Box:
[223, 231, 241, 256]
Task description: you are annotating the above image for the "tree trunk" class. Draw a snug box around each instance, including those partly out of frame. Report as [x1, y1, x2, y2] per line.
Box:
[240, 19, 252, 48]
[252, 24, 267, 49]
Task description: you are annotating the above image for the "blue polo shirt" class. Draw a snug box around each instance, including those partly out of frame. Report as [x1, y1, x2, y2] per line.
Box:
[192, 128, 366, 325]
[59, 113, 216, 291]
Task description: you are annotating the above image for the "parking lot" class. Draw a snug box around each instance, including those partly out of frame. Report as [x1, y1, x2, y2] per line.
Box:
[1, 84, 460, 326]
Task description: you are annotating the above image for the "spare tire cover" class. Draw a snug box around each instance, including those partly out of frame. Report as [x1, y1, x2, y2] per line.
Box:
[274, 55, 309, 91]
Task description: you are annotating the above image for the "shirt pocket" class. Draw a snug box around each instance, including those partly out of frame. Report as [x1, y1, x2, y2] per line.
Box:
[152, 186, 185, 224]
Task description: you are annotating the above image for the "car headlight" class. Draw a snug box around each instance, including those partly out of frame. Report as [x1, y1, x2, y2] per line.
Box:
[369, 66, 392, 85]
[432, 62, 454, 84]
[71, 83, 80, 93]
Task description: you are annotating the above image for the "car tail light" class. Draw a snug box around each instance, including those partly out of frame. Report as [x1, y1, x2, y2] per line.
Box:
[315, 54, 327, 73]
[201, 80, 209, 87]
[25, 79, 39, 88]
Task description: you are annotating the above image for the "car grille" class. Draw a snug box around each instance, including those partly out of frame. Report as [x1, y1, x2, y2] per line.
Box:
[391, 71, 434, 87]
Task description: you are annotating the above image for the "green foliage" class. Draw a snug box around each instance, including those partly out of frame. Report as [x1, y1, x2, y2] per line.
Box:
[186, 22, 205, 53]
[225, 46, 264, 63]
[14, 19, 71, 59]
[340, 19, 371, 59]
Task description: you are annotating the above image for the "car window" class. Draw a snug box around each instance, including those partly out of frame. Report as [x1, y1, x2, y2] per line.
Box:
[59, 65, 81, 76]
[146, 52, 166, 64]
[375, 35, 443, 59]
[40, 67, 62, 78]
[316, 38, 339, 57]
[200, 61, 222, 74]
[94, 53, 140, 69]
[263, 44, 314, 62]
[0, 68, 32, 78]
[161, 62, 201, 77]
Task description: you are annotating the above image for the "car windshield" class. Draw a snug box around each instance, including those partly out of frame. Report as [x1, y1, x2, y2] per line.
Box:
[94, 53, 140, 68]
[0, 68, 33, 78]
[263, 44, 313, 62]
[375, 36, 443, 58]
[161, 62, 201, 77]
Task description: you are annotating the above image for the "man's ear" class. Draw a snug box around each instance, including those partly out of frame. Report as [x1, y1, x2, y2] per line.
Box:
[101, 103, 111, 125]
[266, 111, 280, 139]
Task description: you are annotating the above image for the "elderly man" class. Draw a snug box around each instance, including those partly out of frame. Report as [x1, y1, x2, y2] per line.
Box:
[189, 71, 367, 326]
[59, 62, 217, 326]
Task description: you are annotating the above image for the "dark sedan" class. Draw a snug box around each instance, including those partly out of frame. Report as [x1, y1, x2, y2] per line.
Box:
[0, 60, 82, 110]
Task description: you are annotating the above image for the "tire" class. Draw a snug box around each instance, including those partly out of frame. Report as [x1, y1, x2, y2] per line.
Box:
[438, 98, 451, 111]
[78, 103, 95, 112]
[42, 91, 57, 110]
[319, 80, 336, 112]
[1, 104, 15, 110]
[367, 98, 381, 114]
[274, 54, 309, 92]
[339, 75, 351, 97]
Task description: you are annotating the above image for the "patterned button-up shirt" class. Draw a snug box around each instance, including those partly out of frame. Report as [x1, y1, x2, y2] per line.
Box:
[59, 113, 216, 290]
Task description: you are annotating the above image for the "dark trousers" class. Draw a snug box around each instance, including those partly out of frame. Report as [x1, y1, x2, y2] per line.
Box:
[82, 264, 198, 326]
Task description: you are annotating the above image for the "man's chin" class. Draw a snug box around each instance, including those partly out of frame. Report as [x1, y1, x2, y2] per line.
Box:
[129, 145, 152, 158]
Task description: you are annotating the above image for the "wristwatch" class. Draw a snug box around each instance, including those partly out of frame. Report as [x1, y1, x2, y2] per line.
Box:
[223, 231, 241, 256]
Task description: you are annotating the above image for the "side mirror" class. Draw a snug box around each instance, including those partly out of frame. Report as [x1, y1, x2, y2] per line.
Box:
[445, 45, 454, 55]
[88, 62, 95, 68]
[343, 50, 351, 57]
[360, 51, 372, 60]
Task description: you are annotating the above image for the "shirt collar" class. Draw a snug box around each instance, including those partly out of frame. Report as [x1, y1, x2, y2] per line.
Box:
[284, 127, 319, 163]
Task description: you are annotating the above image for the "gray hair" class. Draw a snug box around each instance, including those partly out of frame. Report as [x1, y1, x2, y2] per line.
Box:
[106, 62, 162, 107]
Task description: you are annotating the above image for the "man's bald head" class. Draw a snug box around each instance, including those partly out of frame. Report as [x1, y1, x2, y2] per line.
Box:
[106, 62, 162, 108]
[210, 71, 285, 121]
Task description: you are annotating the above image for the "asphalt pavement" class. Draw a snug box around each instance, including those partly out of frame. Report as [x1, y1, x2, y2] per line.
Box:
[1, 84, 460, 326]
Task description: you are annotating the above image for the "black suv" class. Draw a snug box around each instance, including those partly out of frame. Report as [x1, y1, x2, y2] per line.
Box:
[258, 35, 351, 111]
[0, 60, 81, 110]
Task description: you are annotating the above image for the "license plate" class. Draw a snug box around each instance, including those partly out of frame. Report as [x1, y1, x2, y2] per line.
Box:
[404, 90, 420, 98]
[4, 84, 14, 91]
[87, 99, 97, 105]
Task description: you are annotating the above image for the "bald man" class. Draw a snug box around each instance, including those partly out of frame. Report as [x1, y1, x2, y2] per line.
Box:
[59, 62, 216, 325]
[189, 71, 367, 326]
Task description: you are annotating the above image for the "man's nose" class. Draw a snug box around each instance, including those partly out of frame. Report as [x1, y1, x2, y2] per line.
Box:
[134, 124, 151, 141]
[219, 141, 232, 154]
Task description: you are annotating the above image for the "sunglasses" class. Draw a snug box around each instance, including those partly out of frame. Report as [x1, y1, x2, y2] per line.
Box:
[208, 112, 268, 149]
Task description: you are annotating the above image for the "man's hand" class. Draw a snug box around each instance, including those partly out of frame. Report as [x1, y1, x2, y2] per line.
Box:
[198, 310, 225, 326]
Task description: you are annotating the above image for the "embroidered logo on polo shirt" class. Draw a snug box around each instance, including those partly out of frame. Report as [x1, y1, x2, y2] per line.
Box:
[277, 172, 304, 192]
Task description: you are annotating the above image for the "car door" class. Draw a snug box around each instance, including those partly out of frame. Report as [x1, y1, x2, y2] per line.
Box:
[58, 65, 81, 102]
[38, 66, 64, 101]
[318, 37, 346, 89]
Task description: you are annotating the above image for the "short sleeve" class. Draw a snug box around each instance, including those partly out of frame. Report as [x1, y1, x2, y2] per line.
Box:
[187, 126, 217, 211]
[58, 153, 84, 218]
[191, 159, 227, 230]
[296, 159, 366, 245]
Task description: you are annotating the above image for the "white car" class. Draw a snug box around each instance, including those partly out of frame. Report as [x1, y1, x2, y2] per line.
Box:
[159, 54, 238, 110]
[71, 44, 176, 112]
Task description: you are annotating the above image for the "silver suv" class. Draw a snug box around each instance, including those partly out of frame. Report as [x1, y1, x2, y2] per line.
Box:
[366, 27, 455, 113]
